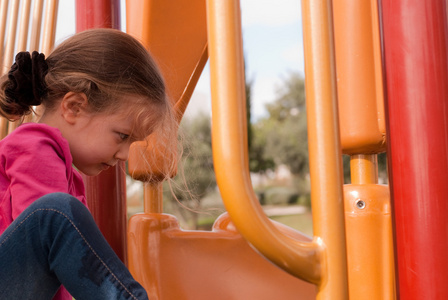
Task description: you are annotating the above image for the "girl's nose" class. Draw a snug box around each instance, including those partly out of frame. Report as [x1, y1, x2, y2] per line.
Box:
[115, 145, 130, 161]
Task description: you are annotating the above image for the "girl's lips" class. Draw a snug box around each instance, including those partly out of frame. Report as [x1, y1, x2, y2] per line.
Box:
[101, 163, 112, 170]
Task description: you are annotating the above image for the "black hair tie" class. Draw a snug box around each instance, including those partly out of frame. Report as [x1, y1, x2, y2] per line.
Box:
[5, 51, 49, 110]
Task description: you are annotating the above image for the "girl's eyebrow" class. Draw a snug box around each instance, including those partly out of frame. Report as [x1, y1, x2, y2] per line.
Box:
[116, 125, 146, 141]
[114, 122, 132, 132]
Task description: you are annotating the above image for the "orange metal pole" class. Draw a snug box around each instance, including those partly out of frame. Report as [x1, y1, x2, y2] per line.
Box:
[207, 0, 324, 287]
[301, 0, 349, 298]
[333, 0, 386, 154]
[343, 183, 394, 299]
[350, 154, 377, 185]
[331, 0, 395, 298]
[144, 182, 163, 214]
[345, 154, 395, 299]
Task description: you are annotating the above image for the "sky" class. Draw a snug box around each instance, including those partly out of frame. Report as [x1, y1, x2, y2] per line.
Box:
[55, 0, 305, 120]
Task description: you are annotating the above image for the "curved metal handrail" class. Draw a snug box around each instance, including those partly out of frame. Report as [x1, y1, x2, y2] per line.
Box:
[206, 0, 349, 298]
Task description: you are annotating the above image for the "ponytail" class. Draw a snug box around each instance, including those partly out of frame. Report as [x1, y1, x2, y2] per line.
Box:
[0, 51, 48, 120]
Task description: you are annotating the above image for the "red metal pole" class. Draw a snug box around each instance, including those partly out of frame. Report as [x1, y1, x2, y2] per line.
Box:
[380, 1, 448, 299]
[76, 0, 120, 31]
[75, 0, 127, 263]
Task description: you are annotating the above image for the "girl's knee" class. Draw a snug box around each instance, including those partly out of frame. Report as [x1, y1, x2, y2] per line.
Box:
[30, 193, 87, 216]
[20, 193, 94, 239]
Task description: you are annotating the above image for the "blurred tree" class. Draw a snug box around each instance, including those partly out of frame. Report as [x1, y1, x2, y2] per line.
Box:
[164, 113, 216, 229]
[265, 73, 306, 122]
[247, 78, 278, 175]
[246, 68, 254, 152]
[249, 121, 275, 174]
[249, 73, 310, 204]
[262, 72, 308, 176]
[165, 56, 257, 229]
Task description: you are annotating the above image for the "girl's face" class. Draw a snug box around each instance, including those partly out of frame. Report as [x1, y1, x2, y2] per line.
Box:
[67, 97, 157, 176]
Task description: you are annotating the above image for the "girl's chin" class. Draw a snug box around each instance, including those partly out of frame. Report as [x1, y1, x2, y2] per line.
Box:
[77, 166, 106, 177]
[101, 163, 112, 171]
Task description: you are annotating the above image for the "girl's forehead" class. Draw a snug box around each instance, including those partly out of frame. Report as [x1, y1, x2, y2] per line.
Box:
[119, 103, 163, 138]
[110, 96, 153, 118]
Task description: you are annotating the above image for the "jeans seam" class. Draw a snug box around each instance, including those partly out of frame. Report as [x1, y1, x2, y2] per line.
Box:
[0, 208, 139, 300]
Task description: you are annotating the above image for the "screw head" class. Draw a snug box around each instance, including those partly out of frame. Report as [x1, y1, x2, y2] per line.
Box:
[355, 199, 366, 210]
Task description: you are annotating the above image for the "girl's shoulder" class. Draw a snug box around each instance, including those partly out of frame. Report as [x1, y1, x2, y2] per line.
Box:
[0, 123, 69, 156]
[10, 122, 61, 136]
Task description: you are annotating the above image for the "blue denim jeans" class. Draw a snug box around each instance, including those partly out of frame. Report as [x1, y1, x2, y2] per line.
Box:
[0, 193, 148, 300]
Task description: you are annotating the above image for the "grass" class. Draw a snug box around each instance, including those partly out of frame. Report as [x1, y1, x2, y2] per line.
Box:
[269, 212, 314, 237]
[195, 202, 314, 236]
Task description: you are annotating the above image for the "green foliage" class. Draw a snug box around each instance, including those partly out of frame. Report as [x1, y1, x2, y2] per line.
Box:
[252, 72, 309, 176]
[262, 186, 299, 206]
[342, 155, 351, 183]
[246, 73, 254, 152]
[249, 121, 275, 173]
[265, 73, 306, 121]
[378, 152, 388, 181]
[163, 113, 216, 229]
[270, 213, 314, 237]
[172, 113, 215, 201]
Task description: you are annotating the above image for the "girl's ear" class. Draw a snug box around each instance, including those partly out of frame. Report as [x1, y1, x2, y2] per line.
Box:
[60, 92, 89, 124]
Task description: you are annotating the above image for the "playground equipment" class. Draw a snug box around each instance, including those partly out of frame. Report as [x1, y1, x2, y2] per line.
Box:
[0, 0, 58, 136]
[1, 0, 448, 299]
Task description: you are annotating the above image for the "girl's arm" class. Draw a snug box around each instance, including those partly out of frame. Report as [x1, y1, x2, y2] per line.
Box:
[4, 127, 79, 220]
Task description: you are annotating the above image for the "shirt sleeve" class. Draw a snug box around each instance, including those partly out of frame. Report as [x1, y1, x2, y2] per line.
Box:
[5, 131, 72, 220]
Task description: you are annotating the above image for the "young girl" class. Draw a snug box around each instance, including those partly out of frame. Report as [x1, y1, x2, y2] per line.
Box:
[0, 28, 174, 299]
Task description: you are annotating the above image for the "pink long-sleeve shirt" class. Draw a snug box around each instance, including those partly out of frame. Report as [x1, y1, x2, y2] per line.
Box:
[0, 122, 87, 300]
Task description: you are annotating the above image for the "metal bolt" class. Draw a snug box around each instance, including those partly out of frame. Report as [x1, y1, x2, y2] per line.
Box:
[355, 199, 366, 210]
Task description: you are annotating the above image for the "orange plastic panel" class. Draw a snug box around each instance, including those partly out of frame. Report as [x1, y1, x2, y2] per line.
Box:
[126, 0, 208, 180]
[333, 0, 386, 154]
[344, 184, 395, 299]
[125, 0, 207, 111]
[127, 213, 316, 300]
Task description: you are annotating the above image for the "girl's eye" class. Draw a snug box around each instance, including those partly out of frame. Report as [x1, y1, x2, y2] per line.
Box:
[118, 133, 130, 141]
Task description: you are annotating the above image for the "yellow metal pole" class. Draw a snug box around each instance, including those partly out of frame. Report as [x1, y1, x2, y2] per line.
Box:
[8, 0, 32, 133]
[3, 0, 20, 70]
[301, 0, 349, 299]
[0, 0, 8, 138]
[17, 0, 32, 52]
[1, 0, 19, 137]
[41, 0, 58, 54]
[0, 0, 8, 65]
[206, 0, 322, 284]
[30, 0, 45, 52]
